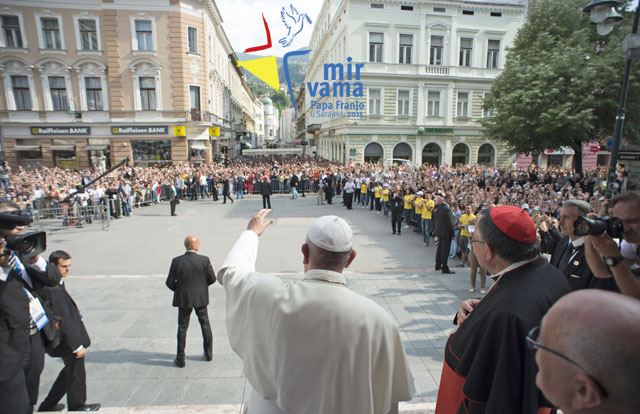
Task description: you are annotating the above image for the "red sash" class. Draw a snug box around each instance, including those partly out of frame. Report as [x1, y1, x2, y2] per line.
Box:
[435, 361, 465, 414]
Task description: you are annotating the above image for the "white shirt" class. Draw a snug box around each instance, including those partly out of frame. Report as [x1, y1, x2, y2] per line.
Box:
[219, 231, 414, 414]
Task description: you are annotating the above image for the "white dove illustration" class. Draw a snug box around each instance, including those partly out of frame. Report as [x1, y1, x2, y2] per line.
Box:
[279, 4, 312, 48]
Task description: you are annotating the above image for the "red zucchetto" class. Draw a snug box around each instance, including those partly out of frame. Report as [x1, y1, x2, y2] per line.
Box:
[489, 206, 536, 243]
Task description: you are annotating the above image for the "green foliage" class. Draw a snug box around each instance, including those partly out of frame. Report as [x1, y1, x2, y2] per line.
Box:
[482, 0, 639, 161]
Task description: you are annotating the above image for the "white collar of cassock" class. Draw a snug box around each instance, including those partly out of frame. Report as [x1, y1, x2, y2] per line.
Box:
[302, 268, 347, 287]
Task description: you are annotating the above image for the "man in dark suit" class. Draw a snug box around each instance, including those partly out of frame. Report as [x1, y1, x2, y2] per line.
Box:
[39, 251, 100, 412]
[166, 180, 178, 217]
[166, 236, 216, 367]
[434, 195, 456, 274]
[540, 200, 618, 292]
[260, 176, 272, 209]
[222, 176, 234, 204]
[0, 201, 62, 414]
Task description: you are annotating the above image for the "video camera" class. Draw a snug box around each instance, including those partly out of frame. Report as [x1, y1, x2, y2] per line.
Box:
[574, 215, 623, 239]
[0, 210, 46, 258]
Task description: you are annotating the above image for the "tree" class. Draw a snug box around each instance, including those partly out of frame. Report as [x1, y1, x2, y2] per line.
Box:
[482, 0, 639, 172]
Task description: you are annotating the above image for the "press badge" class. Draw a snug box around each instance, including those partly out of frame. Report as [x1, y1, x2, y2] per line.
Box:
[23, 287, 49, 330]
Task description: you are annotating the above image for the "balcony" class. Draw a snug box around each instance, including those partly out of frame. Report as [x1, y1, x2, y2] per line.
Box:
[426, 66, 450, 75]
[190, 108, 201, 121]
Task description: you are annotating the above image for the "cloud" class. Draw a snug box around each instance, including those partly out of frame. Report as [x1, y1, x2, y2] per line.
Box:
[216, 0, 323, 57]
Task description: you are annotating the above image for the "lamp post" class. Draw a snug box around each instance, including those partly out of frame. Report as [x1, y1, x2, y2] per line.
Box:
[583, 0, 640, 199]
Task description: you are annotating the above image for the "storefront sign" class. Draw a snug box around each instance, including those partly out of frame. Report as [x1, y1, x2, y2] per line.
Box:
[619, 152, 640, 161]
[111, 125, 168, 135]
[209, 127, 220, 137]
[173, 126, 186, 136]
[424, 128, 453, 134]
[589, 145, 600, 153]
[31, 126, 90, 135]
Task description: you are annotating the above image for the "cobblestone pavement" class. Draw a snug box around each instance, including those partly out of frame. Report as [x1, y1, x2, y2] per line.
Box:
[39, 194, 492, 410]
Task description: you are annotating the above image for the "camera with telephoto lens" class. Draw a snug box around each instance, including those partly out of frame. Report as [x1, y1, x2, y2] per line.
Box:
[0, 210, 46, 258]
[573, 216, 624, 239]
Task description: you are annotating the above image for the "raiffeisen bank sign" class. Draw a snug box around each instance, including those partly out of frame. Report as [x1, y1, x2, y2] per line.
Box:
[307, 57, 366, 121]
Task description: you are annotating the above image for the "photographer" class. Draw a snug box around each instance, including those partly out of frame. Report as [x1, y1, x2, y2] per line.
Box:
[0, 200, 61, 413]
[585, 192, 640, 300]
[539, 200, 618, 292]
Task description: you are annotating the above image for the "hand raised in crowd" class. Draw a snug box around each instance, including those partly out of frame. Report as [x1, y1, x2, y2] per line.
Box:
[247, 209, 274, 236]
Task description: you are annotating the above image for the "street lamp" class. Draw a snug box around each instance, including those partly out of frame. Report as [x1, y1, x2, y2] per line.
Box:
[583, 0, 640, 200]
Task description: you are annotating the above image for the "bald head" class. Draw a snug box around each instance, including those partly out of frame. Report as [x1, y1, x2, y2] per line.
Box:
[184, 236, 200, 251]
[537, 290, 640, 413]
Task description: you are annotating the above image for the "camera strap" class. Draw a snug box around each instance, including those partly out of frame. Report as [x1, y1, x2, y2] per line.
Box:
[9, 251, 32, 288]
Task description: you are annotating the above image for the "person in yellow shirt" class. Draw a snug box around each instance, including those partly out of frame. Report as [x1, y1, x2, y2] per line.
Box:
[381, 185, 390, 217]
[458, 205, 476, 268]
[421, 194, 435, 246]
[413, 192, 424, 234]
[360, 181, 368, 208]
[403, 192, 414, 228]
[374, 183, 383, 212]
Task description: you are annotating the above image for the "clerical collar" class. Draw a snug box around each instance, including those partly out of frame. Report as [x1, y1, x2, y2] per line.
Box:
[490, 257, 538, 282]
[302, 269, 347, 286]
[186, 250, 197, 253]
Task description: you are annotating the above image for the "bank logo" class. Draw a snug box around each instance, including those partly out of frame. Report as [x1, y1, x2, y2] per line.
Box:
[279, 4, 312, 48]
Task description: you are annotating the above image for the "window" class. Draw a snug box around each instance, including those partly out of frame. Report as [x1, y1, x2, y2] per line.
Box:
[459, 38, 472, 67]
[135, 20, 153, 50]
[430, 36, 443, 65]
[491, 12, 502, 17]
[49, 76, 68, 111]
[457, 92, 469, 117]
[139, 77, 156, 110]
[190, 85, 201, 120]
[11, 75, 31, 110]
[79, 19, 98, 50]
[401, 5, 413, 11]
[368, 88, 381, 115]
[483, 92, 495, 118]
[463, 10, 474, 15]
[131, 140, 171, 164]
[2, 15, 23, 48]
[369, 32, 383, 63]
[85, 77, 103, 111]
[487, 39, 500, 68]
[433, 7, 446, 12]
[399, 34, 412, 64]
[397, 90, 410, 116]
[188, 26, 198, 53]
[371, 3, 384, 8]
[42, 17, 62, 49]
[427, 91, 440, 116]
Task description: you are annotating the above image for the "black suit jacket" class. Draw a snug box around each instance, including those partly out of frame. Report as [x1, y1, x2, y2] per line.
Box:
[0, 259, 62, 381]
[166, 252, 216, 308]
[547, 234, 619, 292]
[434, 202, 455, 239]
[45, 281, 91, 357]
[260, 181, 272, 196]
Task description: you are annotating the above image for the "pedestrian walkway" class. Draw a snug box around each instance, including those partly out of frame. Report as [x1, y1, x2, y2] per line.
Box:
[40, 195, 491, 410]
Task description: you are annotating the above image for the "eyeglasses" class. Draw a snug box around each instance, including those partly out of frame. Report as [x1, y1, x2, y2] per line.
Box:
[526, 326, 608, 398]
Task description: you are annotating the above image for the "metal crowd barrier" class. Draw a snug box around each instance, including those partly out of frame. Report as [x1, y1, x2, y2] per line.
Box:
[29, 202, 110, 232]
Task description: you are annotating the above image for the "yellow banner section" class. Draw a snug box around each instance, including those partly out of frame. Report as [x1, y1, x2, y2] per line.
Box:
[209, 127, 220, 137]
[173, 126, 186, 136]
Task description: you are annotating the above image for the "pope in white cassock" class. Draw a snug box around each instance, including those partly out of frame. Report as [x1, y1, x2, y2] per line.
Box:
[218, 210, 415, 414]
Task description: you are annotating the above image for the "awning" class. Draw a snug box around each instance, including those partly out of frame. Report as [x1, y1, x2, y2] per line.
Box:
[189, 144, 207, 150]
[15, 145, 41, 151]
[50, 145, 75, 151]
[85, 144, 109, 151]
[544, 147, 575, 155]
[188, 130, 210, 141]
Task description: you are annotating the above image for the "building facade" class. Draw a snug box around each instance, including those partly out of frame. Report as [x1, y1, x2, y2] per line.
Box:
[262, 97, 279, 143]
[302, 0, 528, 167]
[0, 0, 257, 169]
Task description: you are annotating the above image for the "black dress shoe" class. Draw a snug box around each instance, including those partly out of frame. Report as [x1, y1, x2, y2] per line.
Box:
[204, 352, 213, 361]
[174, 358, 185, 368]
[69, 404, 100, 411]
[442, 270, 456, 274]
[435, 266, 441, 271]
[38, 403, 65, 412]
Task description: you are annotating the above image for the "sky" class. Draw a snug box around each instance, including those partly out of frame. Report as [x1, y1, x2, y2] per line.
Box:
[216, 0, 324, 57]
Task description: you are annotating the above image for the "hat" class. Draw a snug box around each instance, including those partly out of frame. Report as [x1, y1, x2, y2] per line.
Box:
[417, 191, 424, 195]
[490, 206, 536, 243]
[307, 215, 353, 252]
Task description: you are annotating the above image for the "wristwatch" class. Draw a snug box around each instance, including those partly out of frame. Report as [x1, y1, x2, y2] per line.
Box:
[604, 255, 624, 267]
